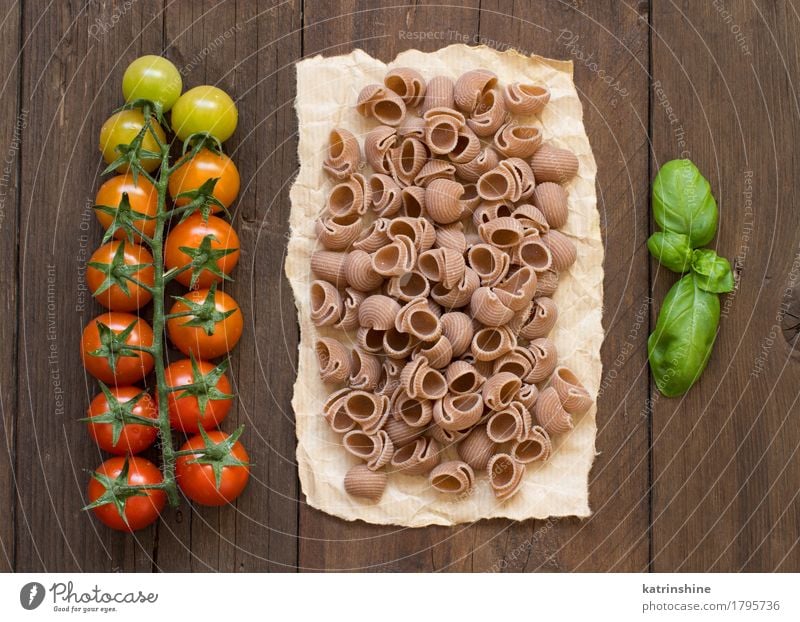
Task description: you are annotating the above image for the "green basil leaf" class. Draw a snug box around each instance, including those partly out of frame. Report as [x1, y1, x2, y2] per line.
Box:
[652, 159, 718, 248]
[691, 249, 734, 293]
[647, 231, 693, 273]
[648, 272, 720, 397]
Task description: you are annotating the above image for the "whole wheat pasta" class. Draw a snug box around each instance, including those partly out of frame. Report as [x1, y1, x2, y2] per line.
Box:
[343, 390, 391, 434]
[479, 216, 525, 249]
[501, 157, 536, 200]
[400, 185, 427, 217]
[387, 270, 430, 302]
[387, 216, 436, 251]
[477, 164, 518, 202]
[440, 312, 474, 358]
[395, 297, 442, 342]
[433, 392, 484, 431]
[322, 387, 356, 433]
[460, 183, 481, 212]
[540, 230, 577, 272]
[326, 174, 368, 217]
[435, 222, 468, 254]
[356, 84, 407, 126]
[353, 218, 391, 253]
[528, 337, 559, 383]
[414, 159, 457, 187]
[349, 348, 383, 391]
[418, 247, 466, 289]
[356, 326, 385, 354]
[425, 178, 466, 224]
[414, 334, 453, 369]
[454, 68, 498, 112]
[486, 401, 531, 443]
[358, 295, 401, 331]
[493, 349, 535, 383]
[531, 181, 569, 229]
[471, 325, 516, 361]
[315, 337, 352, 384]
[315, 212, 362, 251]
[420, 75, 455, 114]
[503, 82, 550, 115]
[494, 121, 543, 158]
[369, 173, 403, 217]
[344, 249, 384, 291]
[397, 115, 426, 139]
[309, 280, 343, 327]
[399, 356, 448, 400]
[529, 144, 579, 184]
[467, 89, 506, 137]
[364, 124, 397, 173]
[519, 296, 558, 340]
[334, 288, 367, 331]
[470, 286, 515, 327]
[550, 365, 593, 415]
[514, 234, 552, 272]
[494, 266, 538, 311]
[388, 136, 428, 187]
[343, 428, 394, 470]
[423, 107, 466, 154]
[535, 268, 559, 297]
[323, 128, 362, 180]
[371, 235, 417, 276]
[448, 125, 482, 163]
[512, 425, 552, 463]
[377, 358, 403, 397]
[430, 424, 470, 446]
[472, 200, 514, 228]
[534, 386, 574, 435]
[384, 67, 427, 106]
[383, 416, 426, 447]
[487, 453, 525, 501]
[429, 460, 475, 494]
[482, 371, 522, 411]
[311, 250, 348, 288]
[457, 425, 496, 470]
[445, 359, 486, 395]
[461, 352, 495, 381]
[453, 146, 500, 182]
[516, 382, 539, 411]
[430, 267, 480, 309]
[344, 464, 388, 501]
[390, 436, 441, 476]
[467, 243, 511, 286]
[382, 326, 417, 359]
[390, 386, 434, 428]
[512, 204, 550, 235]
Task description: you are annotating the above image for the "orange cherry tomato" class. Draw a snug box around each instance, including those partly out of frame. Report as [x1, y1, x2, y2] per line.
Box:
[164, 358, 233, 433]
[94, 174, 158, 241]
[86, 386, 158, 455]
[164, 214, 240, 289]
[176, 431, 250, 506]
[86, 241, 155, 311]
[166, 288, 243, 359]
[168, 148, 240, 211]
[88, 457, 165, 531]
[81, 312, 155, 385]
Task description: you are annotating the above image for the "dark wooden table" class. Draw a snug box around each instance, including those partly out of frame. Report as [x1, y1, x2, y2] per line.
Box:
[1, 0, 798, 572]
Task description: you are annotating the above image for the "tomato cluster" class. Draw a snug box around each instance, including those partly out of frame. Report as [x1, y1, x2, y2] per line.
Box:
[82, 55, 250, 532]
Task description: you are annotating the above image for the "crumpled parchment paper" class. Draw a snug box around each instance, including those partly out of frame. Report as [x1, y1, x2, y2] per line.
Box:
[286, 44, 603, 526]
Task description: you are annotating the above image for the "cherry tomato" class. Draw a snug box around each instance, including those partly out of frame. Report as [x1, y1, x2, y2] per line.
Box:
[88, 456, 165, 531]
[164, 358, 233, 433]
[122, 55, 182, 112]
[94, 174, 158, 241]
[167, 288, 243, 359]
[176, 431, 250, 506]
[168, 148, 240, 211]
[99, 109, 166, 173]
[86, 386, 158, 455]
[87, 241, 155, 311]
[170, 85, 238, 143]
[81, 312, 155, 385]
[164, 214, 240, 289]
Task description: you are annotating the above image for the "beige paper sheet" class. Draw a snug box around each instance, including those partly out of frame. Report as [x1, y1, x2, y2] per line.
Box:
[286, 45, 603, 526]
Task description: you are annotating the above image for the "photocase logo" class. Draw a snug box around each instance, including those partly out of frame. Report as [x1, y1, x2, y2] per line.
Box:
[20, 582, 45, 610]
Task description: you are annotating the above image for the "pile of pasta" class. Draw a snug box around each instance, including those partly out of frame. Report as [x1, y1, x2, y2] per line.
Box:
[309, 67, 592, 504]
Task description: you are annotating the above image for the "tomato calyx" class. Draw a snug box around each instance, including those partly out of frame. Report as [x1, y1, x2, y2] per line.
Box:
[89, 320, 151, 373]
[87, 241, 153, 297]
[173, 177, 229, 222]
[83, 457, 164, 526]
[170, 233, 237, 289]
[102, 105, 165, 183]
[80, 382, 158, 446]
[167, 354, 233, 416]
[168, 284, 236, 336]
[96, 192, 156, 245]
[177, 425, 249, 490]
[115, 97, 169, 129]
[180, 131, 223, 157]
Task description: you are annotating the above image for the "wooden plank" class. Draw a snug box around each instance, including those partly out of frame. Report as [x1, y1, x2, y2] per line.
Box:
[298, 0, 651, 571]
[160, 0, 302, 572]
[14, 0, 164, 571]
[650, 0, 800, 571]
[0, 0, 21, 573]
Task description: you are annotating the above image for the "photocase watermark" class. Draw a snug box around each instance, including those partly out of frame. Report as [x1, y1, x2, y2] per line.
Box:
[0, 108, 28, 231]
[653, 80, 689, 159]
[597, 295, 652, 399]
[721, 169, 753, 319]
[556, 30, 630, 107]
[20, 580, 158, 614]
[46, 263, 65, 418]
[75, 198, 94, 315]
[397, 29, 534, 57]
[88, 0, 138, 40]
[179, 22, 244, 77]
[488, 517, 558, 571]
[712, 0, 753, 57]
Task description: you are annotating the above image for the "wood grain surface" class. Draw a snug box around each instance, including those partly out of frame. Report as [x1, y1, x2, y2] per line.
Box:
[1, 0, 798, 572]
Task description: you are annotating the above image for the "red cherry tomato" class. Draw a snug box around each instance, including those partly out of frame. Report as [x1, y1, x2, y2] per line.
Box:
[176, 431, 249, 506]
[164, 358, 233, 433]
[166, 288, 243, 359]
[168, 148, 240, 211]
[87, 457, 166, 531]
[86, 241, 155, 311]
[164, 214, 240, 289]
[86, 386, 158, 455]
[80, 312, 155, 385]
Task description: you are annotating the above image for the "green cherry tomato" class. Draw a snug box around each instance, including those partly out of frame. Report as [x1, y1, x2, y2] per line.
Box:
[122, 55, 183, 112]
[170, 85, 238, 143]
[99, 109, 166, 173]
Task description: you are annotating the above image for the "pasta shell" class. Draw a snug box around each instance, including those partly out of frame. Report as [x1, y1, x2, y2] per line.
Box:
[387, 137, 428, 187]
[423, 106, 466, 154]
[353, 218, 391, 254]
[535, 268, 559, 297]
[311, 250, 348, 287]
[387, 217, 436, 251]
[467, 243, 511, 286]
[516, 382, 540, 410]
[467, 89, 506, 137]
[400, 185, 427, 217]
[486, 401, 531, 443]
[356, 84, 406, 126]
[540, 230, 577, 272]
[429, 460, 475, 494]
[315, 337, 352, 384]
[457, 425, 496, 470]
[454, 69, 498, 112]
[507, 301, 532, 337]
[440, 312, 474, 358]
[418, 247, 466, 290]
[448, 125, 481, 163]
[390, 436, 441, 476]
[460, 183, 481, 212]
[433, 392, 484, 431]
[344, 249, 384, 291]
[487, 453, 525, 501]
[435, 222, 467, 254]
[531, 182, 568, 229]
[343, 390, 390, 434]
[364, 125, 397, 174]
[371, 235, 417, 277]
[324, 128, 361, 180]
[383, 416, 426, 447]
[528, 337, 558, 384]
[493, 266, 538, 311]
[322, 387, 356, 433]
[382, 326, 417, 359]
[430, 267, 480, 309]
[309, 280, 343, 327]
[503, 82, 550, 115]
[470, 286, 515, 326]
[515, 234, 552, 271]
[315, 212, 362, 251]
[512, 426, 552, 463]
[445, 359, 486, 395]
[529, 144, 579, 184]
[326, 175, 368, 217]
[391, 386, 434, 427]
[477, 164, 517, 202]
[471, 325, 516, 361]
[387, 270, 430, 302]
[494, 121, 543, 158]
[501, 157, 536, 200]
[349, 348, 382, 391]
[398, 356, 447, 400]
[462, 352, 494, 380]
[344, 464, 387, 501]
[334, 288, 367, 331]
[356, 326, 385, 354]
[472, 200, 514, 228]
[454, 146, 500, 182]
[343, 428, 394, 470]
[377, 359, 403, 397]
[414, 159, 456, 187]
[396, 297, 442, 343]
[414, 334, 453, 369]
[550, 366, 593, 415]
[534, 386, 573, 435]
[430, 424, 470, 446]
[369, 173, 402, 217]
[420, 75, 455, 114]
[520, 296, 558, 340]
[493, 349, 535, 384]
[425, 179, 466, 224]
[397, 115, 426, 139]
[482, 371, 522, 411]
[512, 204, 550, 237]
[385, 67, 426, 106]
[479, 216, 524, 249]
